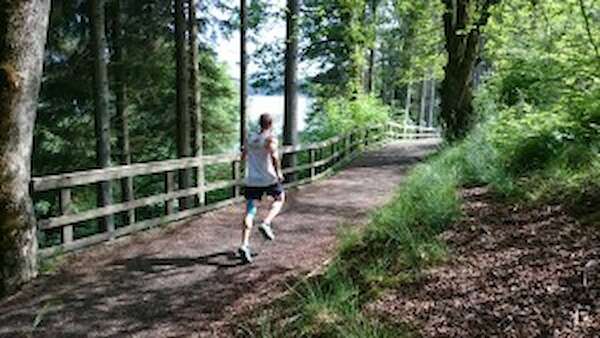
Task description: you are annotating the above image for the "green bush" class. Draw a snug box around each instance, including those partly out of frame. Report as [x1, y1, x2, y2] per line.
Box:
[306, 94, 390, 141]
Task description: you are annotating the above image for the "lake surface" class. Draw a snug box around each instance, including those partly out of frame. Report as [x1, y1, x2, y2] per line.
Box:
[248, 95, 313, 133]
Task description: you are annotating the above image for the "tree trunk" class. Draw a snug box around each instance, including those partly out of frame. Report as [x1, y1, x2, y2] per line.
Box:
[0, 0, 50, 297]
[366, 0, 378, 94]
[188, 0, 204, 206]
[112, 0, 134, 225]
[283, 0, 299, 182]
[440, 0, 498, 141]
[419, 78, 427, 127]
[428, 76, 436, 127]
[175, 0, 192, 210]
[404, 81, 412, 126]
[367, 49, 375, 94]
[240, 0, 248, 151]
[90, 0, 115, 232]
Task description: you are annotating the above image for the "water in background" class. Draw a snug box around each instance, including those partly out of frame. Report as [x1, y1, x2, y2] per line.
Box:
[248, 95, 313, 135]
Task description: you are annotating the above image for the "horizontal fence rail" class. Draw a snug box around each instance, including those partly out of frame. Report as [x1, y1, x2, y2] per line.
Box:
[32, 123, 440, 256]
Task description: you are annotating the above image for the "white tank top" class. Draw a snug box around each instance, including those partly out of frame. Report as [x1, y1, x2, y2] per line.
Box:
[245, 132, 279, 187]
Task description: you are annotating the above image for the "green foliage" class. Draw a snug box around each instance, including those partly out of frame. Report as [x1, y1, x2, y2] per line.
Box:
[376, 0, 445, 105]
[302, 0, 370, 96]
[361, 159, 458, 272]
[260, 263, 407, 338]
[467, 0, 600, 202]
[306, 94, 390, 140]
[198, 52, 239, 154]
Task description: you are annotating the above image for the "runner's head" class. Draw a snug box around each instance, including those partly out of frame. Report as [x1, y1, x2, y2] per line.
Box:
[259, 113, 273, 132]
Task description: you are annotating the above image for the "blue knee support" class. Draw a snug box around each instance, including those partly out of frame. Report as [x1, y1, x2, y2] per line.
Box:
[246, 200, 257, 217]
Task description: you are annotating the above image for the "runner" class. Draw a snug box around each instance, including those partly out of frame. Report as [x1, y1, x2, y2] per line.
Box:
[239, 113, 285, 263]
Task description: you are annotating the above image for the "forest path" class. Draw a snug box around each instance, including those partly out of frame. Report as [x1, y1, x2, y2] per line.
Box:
[0, 139, 440, 338]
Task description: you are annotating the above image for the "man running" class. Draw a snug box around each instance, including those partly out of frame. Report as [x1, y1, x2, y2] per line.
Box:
[239, 113, 285, 263]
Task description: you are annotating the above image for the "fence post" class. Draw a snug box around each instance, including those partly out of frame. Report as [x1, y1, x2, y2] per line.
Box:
[232, 160, 241, 198]
[346, 133, 351, 159]
[165, 171, 175, 215]
[318, 147, 323, 174]
[197, 162, 205, 207]
[331, 141, 336, 166]
[122, 179, 135, 226]
[309, 148, 316, 180]
[59, 188, 73, 245]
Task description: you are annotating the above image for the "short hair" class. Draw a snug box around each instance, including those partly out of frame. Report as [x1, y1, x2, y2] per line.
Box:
[259, 113, 273, 130]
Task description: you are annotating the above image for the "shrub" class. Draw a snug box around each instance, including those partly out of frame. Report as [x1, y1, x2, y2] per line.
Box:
[306, 94, 390, 140]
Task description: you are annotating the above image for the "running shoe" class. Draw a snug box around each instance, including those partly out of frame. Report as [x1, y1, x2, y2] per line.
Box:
[259, 223, 275, 241]
[238, 246, 253, 264]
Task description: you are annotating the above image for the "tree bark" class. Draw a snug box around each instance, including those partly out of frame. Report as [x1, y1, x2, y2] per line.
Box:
[366, 0, 378, 94]
[0, 0, 50, 297]
[175, 0, 193, 210]
[90, 0, 115, 231]
[283, 0, 299, 182]
[404, 81, 412, 126]
[188, 0, 204, 206]
[440, 0, 498, 141]
[419, 78, 427, 127]
[112, 0, 134, 225]
[240, 0, 248, 151]
[367, 49, 375, 94]
[428, 76, 436, 127]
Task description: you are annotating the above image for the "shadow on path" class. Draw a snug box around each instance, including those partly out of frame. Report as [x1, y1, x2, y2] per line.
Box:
[114, 251, 248, 272]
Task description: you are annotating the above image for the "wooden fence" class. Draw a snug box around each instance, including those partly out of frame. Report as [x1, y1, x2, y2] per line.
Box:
[32, 123, 440, 256]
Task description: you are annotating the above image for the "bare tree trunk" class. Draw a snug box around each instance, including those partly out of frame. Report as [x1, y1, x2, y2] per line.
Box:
[367, 49, 375, 94]
[188, 0, 204, 206]
[428, 76, 436, 127]
[175, 0, 192, 210]
[240, 0, 248, 151]
[283, 0, 299, 182]
[0, 0, 50, 297]
[419, 78, 427, 127]
[366, 0, 378, 94]
[440, 0, 498, 141]
[404, 81, 412, 126]
[112, 0, 134, 225]
[380, 56, 389, 104]
[90, 0, 114, 232]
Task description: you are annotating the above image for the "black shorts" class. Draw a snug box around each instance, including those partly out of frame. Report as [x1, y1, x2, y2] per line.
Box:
[244, 183, 284, 200]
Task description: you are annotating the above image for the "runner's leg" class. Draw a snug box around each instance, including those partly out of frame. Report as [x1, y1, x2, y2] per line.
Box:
[263, 191, 284, 226]
[242, 199, 258, 248]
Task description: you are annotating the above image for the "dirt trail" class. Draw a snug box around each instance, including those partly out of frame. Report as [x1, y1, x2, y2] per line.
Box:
[0, 139, 439, 338]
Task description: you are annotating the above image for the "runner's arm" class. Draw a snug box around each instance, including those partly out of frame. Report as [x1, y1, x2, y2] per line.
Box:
[266, 137, 284, 182]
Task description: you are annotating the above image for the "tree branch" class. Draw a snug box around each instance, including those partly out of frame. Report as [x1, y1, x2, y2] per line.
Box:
[578, 0, 600, 61]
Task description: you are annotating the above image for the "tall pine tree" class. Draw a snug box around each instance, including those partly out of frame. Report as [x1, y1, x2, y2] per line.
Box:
[0, 0, 51, 297]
